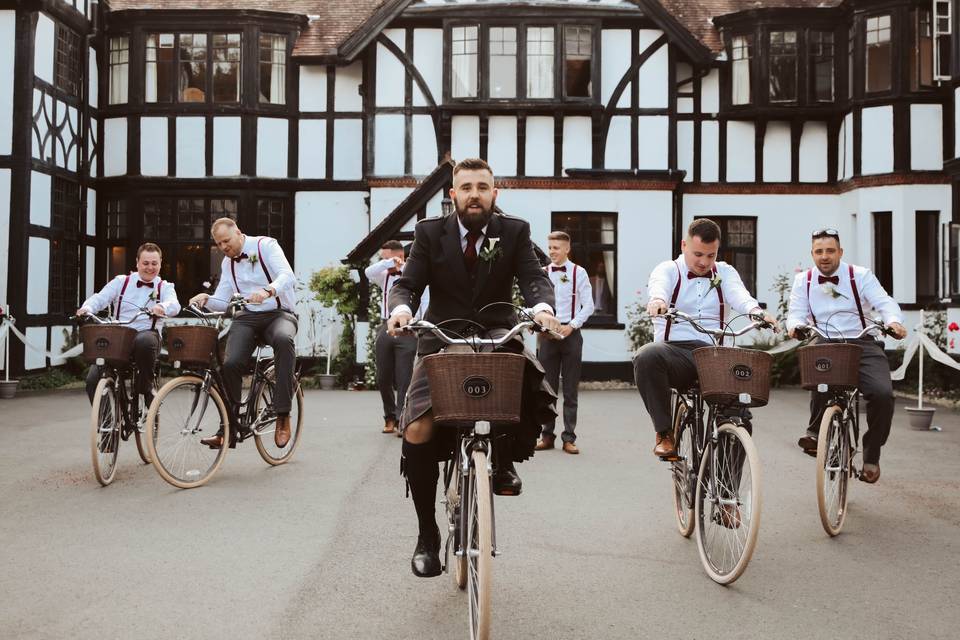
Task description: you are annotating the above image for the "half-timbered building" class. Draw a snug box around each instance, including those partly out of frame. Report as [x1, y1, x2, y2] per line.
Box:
[2, 0, 959, 378]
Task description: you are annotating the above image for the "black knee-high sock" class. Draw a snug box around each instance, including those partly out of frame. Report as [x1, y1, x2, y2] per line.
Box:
[402, 440, 440, 540]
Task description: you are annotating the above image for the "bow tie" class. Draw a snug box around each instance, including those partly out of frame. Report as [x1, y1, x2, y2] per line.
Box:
[687, 271, 710, 280]
[232, 253, 248, 263]
[136, 280, 154, 289]
[551, 266, 566, 272]
[818, 275, 840, 285]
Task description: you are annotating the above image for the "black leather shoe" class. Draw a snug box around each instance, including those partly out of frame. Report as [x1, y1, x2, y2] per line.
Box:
[798, 430, 818, 452]
[493, 461, 522, 496]
[411, 533, 441, 578]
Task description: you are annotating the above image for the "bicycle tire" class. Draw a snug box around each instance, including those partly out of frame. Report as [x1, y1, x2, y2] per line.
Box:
[467, 449, 492, 640]
[90, 377, 121, 486]
[446, 460, 468, 590]
[252, 373, 304, 465]
[145, 375, 230, 489]
[816, 405, 850, 536]
[134, 377, 160, 464]
[694, 422, 762, 585]
[671, 400, 696, 538]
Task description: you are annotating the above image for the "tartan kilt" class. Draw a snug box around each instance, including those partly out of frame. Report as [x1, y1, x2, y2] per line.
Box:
[400, 330, 558, 463]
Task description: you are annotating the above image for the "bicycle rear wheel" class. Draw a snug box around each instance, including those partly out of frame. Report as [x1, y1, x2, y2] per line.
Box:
[671, 400, 695, 538]
[146, 375, 230, 489]
[90, 377, 121, 486]
[444, 460, 468, 590]
[816, 405, 850, 536]
[694, 422, 762, 585]
[467, 449, 492, 640]
[252, 371, 304, 465]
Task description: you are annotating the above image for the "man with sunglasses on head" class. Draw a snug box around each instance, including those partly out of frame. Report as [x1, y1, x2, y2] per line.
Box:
[786, 228, 907, 484]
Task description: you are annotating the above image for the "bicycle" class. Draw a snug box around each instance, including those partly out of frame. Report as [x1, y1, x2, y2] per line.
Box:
[401, 317, 558, 640]
[73, 310, 159, 486]
[794, 316, 897, 536]
[663, 309, 773, 584]
[144, 295, 304, 489]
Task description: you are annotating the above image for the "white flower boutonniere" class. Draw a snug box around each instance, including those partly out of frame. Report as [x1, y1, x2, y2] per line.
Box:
[479, 237, 502, 263]
[559, 274, 570, 284]
[820, 283, 848, 299]
[148, 290, 158, 302]
[248, 253, 259, 265]
[708, 274, 723, 292]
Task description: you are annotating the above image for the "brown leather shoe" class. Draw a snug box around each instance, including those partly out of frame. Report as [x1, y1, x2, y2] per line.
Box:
[860, 463, 880, 484]
[382, 418, 397, 434]
[653, 432, 678, 458]
[275, 415, 292, 448]
[719, 503, 742, 529]
[201, 434, 224, 449]
[535, 434, 555, 451]
[562, 441, 579, 455]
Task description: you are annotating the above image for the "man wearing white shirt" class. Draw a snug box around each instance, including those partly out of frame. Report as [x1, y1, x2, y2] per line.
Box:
[189, 218, 299, 449]
[633, 219, 777, 458]
[787, 228, 907, 483]
[535, 231, 594, 454]
[365, 240, 430, 435]
[77, 242, 181, 405]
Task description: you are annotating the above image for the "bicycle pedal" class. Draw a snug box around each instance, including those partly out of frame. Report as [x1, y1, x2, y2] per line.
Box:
[658, 454, 681, 462]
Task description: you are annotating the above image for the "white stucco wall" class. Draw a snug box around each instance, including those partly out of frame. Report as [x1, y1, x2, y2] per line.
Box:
[861, 106, 894, 175]
[177, 116, 205, 177]
[213, 117, 241, 176]
[525, 116, 554, 176]
[0, 169, 9, 309]
[701, 120, 719, 182]
[799, 121, 828, 183]
[376, 30, 405, 108]
[763, 121, 791, 182]
[374, 114, 405, 175]
[726, 121, 755, 182]
[604, 116, 630, 170]
[299, 66, 327, 112]
[487, 116, 518, 176]
[335, 61, 363, 112]
[451, 115, 480, 162]
[369, 187, 413, 229]
[910, 104, 943, 171]
[411, 115, 438, 175]
[34, 14, 54, 85]
[299, 119, 327, 179]
[563, 116, 592, 171]
[413, 29, 443, 106]
[29, 171, 51, 226]
[677, 120, 694, 182]
[333, 119, 363, 180]
[637, 116, 668, 170]
[601, 29, 631, 108]
[257, 117, 288, 178]
[0, 11, 15, 156]
[140, 116, 168, 176]
[636, 30, 667, 108]
[701, 70, 720, 114]
[26, 237, 49, 315]
[104, 118, 127, 176]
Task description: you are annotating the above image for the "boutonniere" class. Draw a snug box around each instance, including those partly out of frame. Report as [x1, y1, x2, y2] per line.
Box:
[148, 290, 158, 302]
[820, 283, 848, 299]
[708, 274, 723, 292]
[559, 273, 570, 284]
[479, 238, 502, 263]
[248, 253, 259, 265]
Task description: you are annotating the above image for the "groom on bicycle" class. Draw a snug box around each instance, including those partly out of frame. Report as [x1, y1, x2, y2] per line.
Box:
[77, 242, 181, 406]
[786, 228, 906, 483]
[189, 218, 299, 450]
[386, 157, 561, 578]
[633, 218, 777, 458]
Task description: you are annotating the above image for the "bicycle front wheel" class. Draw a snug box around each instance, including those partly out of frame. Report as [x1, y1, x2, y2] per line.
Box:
[145, 375, 230, 489]
[694, 422, 762, 585]
[90, 377, 121, 486]
[134, 386, 157, 465]
[671, 400, 695, 538]
[252, 372, 304, 465]
[466, 449, 492, 640]
[816, 405, 850, 536]
[444, 460, 468, 590]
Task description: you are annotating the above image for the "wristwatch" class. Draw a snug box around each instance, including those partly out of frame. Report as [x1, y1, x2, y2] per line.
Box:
[263, 287, 275, 298]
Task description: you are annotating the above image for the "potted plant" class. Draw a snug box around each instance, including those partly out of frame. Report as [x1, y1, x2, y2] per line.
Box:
[0, 306, 19, 399]
[308, 266, 360, 389]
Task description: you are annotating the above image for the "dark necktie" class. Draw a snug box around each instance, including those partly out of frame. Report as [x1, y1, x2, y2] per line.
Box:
[232, 253, 248, 263]
[551, 266, 567, 272]
[818, 275, 840, 285]
[463, 231, 481, 272]
[137, 280, 154, 288]
[687, 271, 709, 279]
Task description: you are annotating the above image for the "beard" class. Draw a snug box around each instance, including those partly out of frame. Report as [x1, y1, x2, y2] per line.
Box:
[454, 197, 495, 232]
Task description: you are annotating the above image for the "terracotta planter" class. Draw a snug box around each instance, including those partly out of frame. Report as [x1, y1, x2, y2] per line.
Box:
[905, 406, 936, 431]
[0, 380, 19, 399]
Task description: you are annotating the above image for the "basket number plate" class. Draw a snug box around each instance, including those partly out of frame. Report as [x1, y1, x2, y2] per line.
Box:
[814, 358, 832, 372]
[731, 364, 753, 380]
[95, 337, 110, 351]
[463, 376, 491, 398]
[172, 338, 185, 350]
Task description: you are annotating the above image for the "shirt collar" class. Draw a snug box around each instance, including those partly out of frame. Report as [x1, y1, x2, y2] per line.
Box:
[457, 217, 488, 240]
[551, 259, 571, 269]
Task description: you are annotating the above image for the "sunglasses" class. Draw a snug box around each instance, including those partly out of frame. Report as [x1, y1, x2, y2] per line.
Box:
[812, 228, 840, 240]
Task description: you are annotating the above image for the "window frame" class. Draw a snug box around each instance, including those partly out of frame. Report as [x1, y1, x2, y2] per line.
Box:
[808, 29, 835, 103]
[729, 33, 754, 106]
[910, 7, 935, 91]
[49, 177, 83, 316]
[108, 35, 130, 105]
[916, 211, 940, 302]
[144, 31, 243, 105]
[714, 217, 758, 297]
[768, 29, 799, 104]
[258, 32, 288, 105]
[54, 23, 83, 100]
[872, 211, 894, 295]
[864, 13, 893, 95]
[549, 211, 619, 326]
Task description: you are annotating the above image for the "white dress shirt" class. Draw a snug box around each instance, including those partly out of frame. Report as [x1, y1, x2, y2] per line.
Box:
[80, 272, 181, 331]
[365, 258, 430, 321]
[786, 261, 903, 338]
[546, 260, 594, 328]
[208, 235, 298, 313]
[647, 256, 761, 343]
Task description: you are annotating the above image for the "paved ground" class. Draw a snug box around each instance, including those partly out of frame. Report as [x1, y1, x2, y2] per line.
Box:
[1, 388, 958, 640]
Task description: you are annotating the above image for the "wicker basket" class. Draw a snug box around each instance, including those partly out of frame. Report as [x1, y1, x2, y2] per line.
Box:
[692, 346, 773, 407]
[165, 325, 219, 366]
[421, 352, 526, 425]
[798, 343, 863, 390]
[80, 325, 138, 367]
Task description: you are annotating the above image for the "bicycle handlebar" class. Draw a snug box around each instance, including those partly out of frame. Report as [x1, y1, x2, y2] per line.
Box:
[664, 309, 772, 340]
[794, 317, 895, 341]
[186, 294, 247, 319]
[400, 319, 561, 346]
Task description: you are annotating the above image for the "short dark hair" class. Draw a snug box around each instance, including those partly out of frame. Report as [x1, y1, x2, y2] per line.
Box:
[687, 218, 721, 244]
[137, 242, 162, 259]
[453, 158, 493, 176]
[547, 231, 571, 242]
[381, 240, 403, 251]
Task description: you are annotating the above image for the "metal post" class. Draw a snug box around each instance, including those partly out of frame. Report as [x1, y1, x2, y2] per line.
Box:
[918, 309, 924, 409]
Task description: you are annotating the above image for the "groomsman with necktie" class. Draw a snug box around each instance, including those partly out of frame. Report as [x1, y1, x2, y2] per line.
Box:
[535, 231, 594, 454]
[77, 242, 181, 405]
[365, 240, 429, 434]
[787, 228, 906, 484]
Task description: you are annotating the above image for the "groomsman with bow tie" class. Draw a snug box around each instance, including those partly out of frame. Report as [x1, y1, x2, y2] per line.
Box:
[365, 240, 430, 435]
[190, 218, 299, 450]
[786, 228, 906, 484]
[535, 230, 594, 454]
[633, 219, 778, 458]
[77, 242, 181, 405]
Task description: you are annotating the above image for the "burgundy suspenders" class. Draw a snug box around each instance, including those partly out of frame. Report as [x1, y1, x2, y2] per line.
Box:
[806, 265, 865, 330]
[229, 238, 281, 310]
[116, 274, 163, 329]
[570, 263, 577, 320]
[664, 262, 723, 341]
